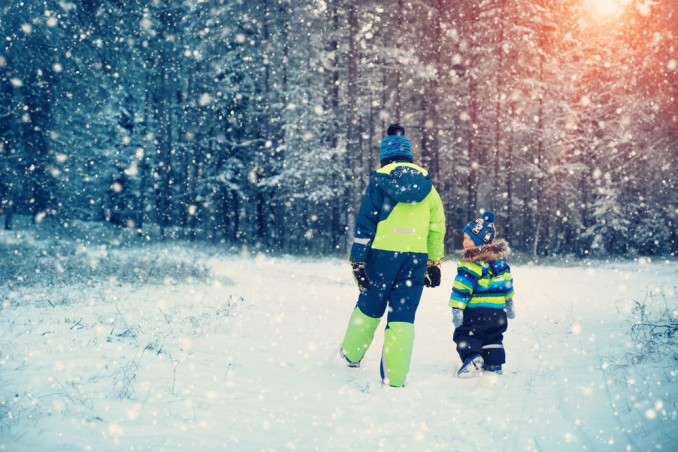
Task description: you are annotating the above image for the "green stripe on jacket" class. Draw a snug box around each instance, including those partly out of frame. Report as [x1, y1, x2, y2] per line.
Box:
[449, 260, 514, 309]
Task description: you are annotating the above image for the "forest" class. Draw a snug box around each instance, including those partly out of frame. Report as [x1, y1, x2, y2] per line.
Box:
[1, 0, 676, 257]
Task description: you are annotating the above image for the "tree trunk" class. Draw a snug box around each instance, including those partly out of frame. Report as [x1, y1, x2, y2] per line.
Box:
[345, 0, 360, 253]
[467, 77, 479, 221]
[506, 115, 514, 242]
[532, 22, 547, 257]
[394, 0, 404, 122]
[493, 0, 506, 211]
[466, 1, 480, 221]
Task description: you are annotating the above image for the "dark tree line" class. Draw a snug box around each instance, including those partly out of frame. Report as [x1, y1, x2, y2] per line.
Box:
[1, 0, 676, 257]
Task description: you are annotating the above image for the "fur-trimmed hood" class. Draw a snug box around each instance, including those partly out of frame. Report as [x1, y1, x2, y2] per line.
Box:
[462, 239, 510, 262]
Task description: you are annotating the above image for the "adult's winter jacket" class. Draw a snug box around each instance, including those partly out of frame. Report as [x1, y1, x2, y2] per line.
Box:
[349, 162, 446, 263]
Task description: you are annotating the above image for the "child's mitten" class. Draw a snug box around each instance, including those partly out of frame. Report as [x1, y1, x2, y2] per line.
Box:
[505, 299, 516, 319]
[452, 308, 464, 328]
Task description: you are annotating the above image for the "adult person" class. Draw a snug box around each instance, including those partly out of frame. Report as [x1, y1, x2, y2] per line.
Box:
[339, 123, 446, 387]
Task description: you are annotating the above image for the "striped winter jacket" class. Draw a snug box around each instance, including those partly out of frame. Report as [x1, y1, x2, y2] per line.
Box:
[449, 239, 514, 310]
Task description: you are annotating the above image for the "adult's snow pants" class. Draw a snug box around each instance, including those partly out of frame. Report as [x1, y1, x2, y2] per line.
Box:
[340, 249, 427, 387]
[453, 307, 508, 366]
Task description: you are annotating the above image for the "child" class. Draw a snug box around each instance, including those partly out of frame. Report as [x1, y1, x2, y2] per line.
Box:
[449, 211, 515, 378]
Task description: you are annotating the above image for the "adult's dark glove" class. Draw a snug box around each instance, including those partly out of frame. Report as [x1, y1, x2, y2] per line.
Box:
[424, 259, 441, 288]
[351, 262, 370, 292]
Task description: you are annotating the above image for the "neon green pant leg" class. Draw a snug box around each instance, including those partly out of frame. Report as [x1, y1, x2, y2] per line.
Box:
[381, 322, 415, 387]
[340, 306, 381, 363]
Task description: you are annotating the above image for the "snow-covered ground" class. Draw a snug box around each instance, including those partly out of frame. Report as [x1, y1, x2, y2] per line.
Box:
[1, 227, 677, 451]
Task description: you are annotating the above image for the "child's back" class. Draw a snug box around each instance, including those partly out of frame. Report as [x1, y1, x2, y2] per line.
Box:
[449, 239, 513, 310]
[449, 211, 516, 378]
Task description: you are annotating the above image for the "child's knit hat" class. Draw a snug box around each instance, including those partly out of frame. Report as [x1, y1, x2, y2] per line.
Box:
[379, 124, 413, 163]
[462, 210, 496, 246]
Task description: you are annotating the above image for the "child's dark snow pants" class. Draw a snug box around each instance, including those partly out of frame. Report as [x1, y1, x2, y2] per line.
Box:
[340, 249, 427, 387]
[453, 307, 508, 366]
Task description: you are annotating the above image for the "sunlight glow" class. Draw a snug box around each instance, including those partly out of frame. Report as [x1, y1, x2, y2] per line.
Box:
[584, 0, 627, 18]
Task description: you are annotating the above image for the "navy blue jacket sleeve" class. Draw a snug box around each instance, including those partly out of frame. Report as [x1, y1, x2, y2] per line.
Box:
[349, 177, 382, 263]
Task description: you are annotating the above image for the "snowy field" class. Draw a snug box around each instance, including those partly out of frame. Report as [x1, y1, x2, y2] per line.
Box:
[1, 225, 677, 451]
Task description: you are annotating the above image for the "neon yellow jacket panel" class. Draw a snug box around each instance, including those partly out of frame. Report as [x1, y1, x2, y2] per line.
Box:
[350, 162, 446, 262]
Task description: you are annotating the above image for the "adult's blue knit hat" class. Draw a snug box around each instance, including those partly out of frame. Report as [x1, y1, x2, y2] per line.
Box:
[379, 123, 413, 163]
[462, 210, 496, 246]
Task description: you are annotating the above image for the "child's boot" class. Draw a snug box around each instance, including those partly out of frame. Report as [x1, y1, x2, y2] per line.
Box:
[482, 364, 502, 374]
[458, 353, 484, 378]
